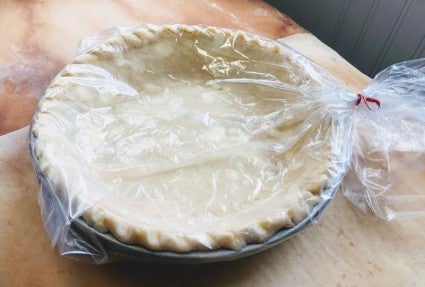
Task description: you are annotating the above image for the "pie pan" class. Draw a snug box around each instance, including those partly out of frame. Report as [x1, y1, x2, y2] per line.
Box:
[29, 25, 350, 263]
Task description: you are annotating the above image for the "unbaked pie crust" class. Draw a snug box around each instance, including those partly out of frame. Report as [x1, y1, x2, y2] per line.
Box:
[32, 25, 333, 252]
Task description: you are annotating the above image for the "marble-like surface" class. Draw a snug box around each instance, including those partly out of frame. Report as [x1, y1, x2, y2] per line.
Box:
[0, 1, 422, 286]
[0, 0, 304, 135]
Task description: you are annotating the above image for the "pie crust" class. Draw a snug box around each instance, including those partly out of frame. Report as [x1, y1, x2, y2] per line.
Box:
[32, 25, 334, 252]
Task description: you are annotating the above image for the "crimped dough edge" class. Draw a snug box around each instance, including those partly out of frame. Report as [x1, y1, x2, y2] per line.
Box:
[33, 24, 329, 252]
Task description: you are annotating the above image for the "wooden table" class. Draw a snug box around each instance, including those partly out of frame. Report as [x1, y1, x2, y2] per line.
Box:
[0, 1, 423, 286]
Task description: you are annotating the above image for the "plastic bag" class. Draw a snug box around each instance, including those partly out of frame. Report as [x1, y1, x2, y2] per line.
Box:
[342, 59, 425, 220]
[29, 24, 425, 263]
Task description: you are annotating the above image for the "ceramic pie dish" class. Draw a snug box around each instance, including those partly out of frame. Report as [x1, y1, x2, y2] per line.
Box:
[30, 24, 348, 261]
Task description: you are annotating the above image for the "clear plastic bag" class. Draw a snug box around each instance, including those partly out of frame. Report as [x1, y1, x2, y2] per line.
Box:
[342, 59, 425, 220]
[29, 24, 425, 263]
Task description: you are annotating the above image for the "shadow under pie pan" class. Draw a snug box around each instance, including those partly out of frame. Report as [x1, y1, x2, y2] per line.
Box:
[30, 128, 337, 264]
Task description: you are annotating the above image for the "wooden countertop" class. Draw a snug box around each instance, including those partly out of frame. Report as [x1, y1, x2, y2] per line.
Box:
[0, 1, 423, 286]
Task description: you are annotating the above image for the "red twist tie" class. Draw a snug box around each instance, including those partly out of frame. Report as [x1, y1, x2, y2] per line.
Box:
[355, 94, 381, 110]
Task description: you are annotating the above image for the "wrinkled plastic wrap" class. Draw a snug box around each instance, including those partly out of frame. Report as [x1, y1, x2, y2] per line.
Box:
[342, 59, 425, 220]
[28, 24, 425, 263]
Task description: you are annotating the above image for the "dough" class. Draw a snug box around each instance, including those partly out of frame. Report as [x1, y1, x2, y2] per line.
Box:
[32, 25, 334, 252]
